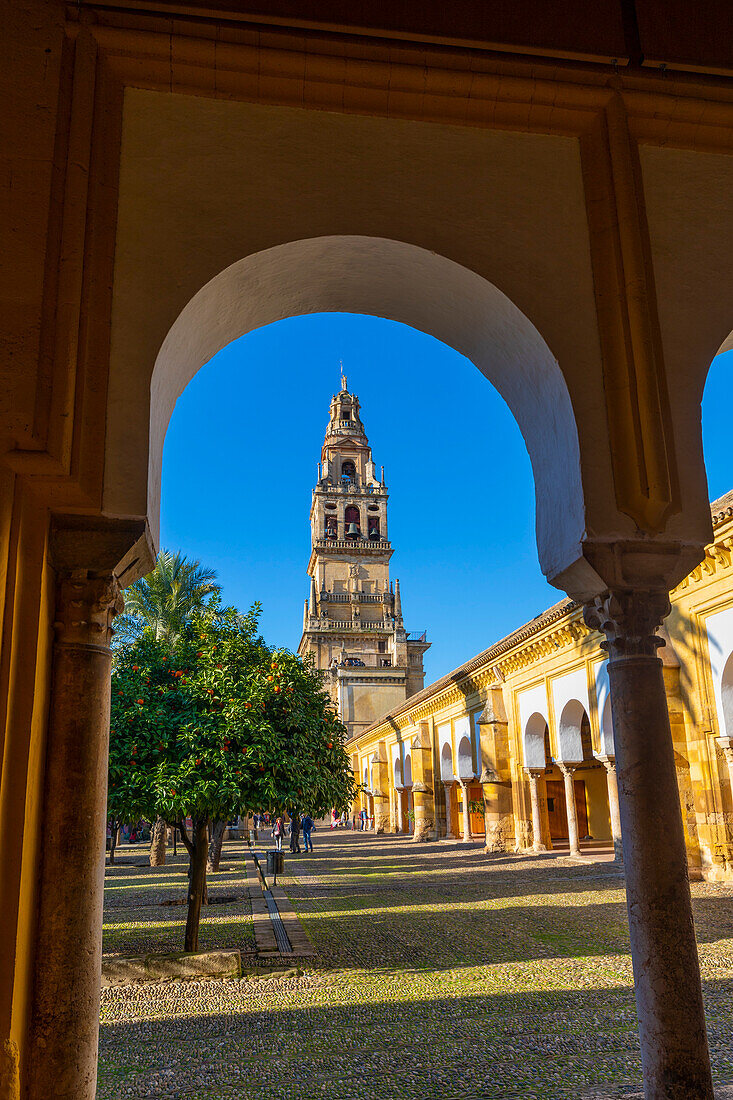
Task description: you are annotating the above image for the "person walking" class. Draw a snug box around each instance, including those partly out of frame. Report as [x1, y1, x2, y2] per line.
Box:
[302, 813, 314, 852]
[290, 813, 302, 854]
[273, 816, 284, 852]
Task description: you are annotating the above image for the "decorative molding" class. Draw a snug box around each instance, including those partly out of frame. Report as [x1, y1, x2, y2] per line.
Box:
[673, 535, 733, 593]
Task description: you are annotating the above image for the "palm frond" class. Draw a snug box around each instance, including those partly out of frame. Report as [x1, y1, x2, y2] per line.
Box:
[115, 549, 220, 647]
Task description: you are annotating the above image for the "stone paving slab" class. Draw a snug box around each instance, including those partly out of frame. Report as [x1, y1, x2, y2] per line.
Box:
[270, 882, 316, 957]
[243, 853, 277, 953]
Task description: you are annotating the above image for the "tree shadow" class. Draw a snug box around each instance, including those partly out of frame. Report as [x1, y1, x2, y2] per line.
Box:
[97, 979, 733, 1100]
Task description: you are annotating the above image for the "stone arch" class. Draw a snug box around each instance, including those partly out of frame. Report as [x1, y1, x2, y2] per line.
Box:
[457, 736, 474, 779]
[120, 236, 591, 592]
[403, 753, 413, 787]
[440, 741, 454, 782]
[557, 699, 587, 764]
[722, 652, 733, 738]
[524, 712, 549, 770]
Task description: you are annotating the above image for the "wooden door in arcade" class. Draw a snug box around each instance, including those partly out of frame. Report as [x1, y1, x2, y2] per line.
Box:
[546, 779, 589, 840]
[468, 784, 485, 835]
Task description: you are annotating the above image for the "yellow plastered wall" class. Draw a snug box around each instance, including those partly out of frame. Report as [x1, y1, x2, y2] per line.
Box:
[0, 482, 54, 1089]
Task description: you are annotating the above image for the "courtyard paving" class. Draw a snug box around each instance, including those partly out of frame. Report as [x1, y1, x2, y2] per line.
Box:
[98, 831, 733, 1099]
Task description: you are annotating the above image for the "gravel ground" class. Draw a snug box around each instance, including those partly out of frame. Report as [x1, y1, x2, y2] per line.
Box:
[98, 832, 733, 1099]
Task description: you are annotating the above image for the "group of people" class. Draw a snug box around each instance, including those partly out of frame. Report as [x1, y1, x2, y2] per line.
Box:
[254, 806, 372, 858]
[330, 807, 373, 830]
[270, 812, 315, 855]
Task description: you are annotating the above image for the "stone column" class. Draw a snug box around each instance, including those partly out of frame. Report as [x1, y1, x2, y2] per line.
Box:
[558, 763, 581, 858]
[600, 755, 623, 861]
[27, 570, 123, 1100]
[410, 729, 435, 842]
[460, 780, 473, 842]
[585, 591, 713, 1099]
[395, 787, 405, 833]
[442, 782, 455, 839]
[372, 757, 390, 833]
[372, 793, 389, 833]
[526, 768, 547, 852]
[411, 783, 434, 842]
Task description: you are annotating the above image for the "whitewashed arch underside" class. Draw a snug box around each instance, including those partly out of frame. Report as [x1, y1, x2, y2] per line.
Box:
[145, 236, 585, 589]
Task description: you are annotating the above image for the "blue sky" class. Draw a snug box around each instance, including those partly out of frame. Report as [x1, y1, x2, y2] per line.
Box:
[161, 317, 731, 686]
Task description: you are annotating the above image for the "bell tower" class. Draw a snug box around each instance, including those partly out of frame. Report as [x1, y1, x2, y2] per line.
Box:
[298, 374, 430, 740]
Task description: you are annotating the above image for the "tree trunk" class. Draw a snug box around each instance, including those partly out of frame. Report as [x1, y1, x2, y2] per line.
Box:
[149, 816, 167, 866]
[184, 818, 208, 952]
[206, 818, 226, 873]
[108, 820, 118, 865]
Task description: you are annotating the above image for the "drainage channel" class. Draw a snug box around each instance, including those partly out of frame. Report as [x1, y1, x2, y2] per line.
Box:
[263, 890, 293, 954]
[251, 848, 293, 954]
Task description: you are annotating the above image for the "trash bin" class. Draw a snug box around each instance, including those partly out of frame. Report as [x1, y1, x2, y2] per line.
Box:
[266, 850, 284, 879]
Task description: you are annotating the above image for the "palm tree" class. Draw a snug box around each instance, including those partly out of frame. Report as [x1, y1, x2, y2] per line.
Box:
[115, 550, 219, 866]
[115, 550, 219, 647]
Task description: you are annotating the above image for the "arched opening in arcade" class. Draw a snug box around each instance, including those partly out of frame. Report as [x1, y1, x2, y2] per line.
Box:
[548, 699, 612, 855]
[26, 234, 733, 1100]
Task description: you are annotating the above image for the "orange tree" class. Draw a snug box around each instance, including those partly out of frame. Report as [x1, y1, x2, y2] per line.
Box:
[108, 604, 354, 950]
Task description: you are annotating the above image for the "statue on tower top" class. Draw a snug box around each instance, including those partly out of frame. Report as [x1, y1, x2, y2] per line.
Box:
[340, 360, 348, 392]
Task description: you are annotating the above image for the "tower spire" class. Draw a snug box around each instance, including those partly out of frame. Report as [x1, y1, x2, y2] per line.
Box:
[394, 578, 403, 623]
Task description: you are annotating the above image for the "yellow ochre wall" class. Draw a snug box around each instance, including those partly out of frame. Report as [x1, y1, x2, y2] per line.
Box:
[352, 501, 733, 881]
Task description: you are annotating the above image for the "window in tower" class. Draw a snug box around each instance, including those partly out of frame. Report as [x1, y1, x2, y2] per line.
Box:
[368, 517, 380, 540]
[341, 460, 356, 483]
[378, 640, 387, 653]
[325, 514, 337, 539]
[345, 505, 360, 538]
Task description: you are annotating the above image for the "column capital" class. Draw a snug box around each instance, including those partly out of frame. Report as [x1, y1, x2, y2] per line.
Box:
[557, 761, 578, 777]
[583, 588, 671, 660]
[525, 766, 545, 779]
[598, 754, 617, 772]
[54, 572, 124, 651]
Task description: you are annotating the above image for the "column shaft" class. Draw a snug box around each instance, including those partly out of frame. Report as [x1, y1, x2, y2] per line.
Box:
[559, 764, 581, 857]
[460, 782, 472, 842]
[527, 770, 547, 852]
[27, 573, 122, 1100]
[586, 591, 713, 1099]
[602, 757, 623, 861]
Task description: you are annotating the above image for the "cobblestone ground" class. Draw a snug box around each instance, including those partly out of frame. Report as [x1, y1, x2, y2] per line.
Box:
[98, 831, 733, 1100]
